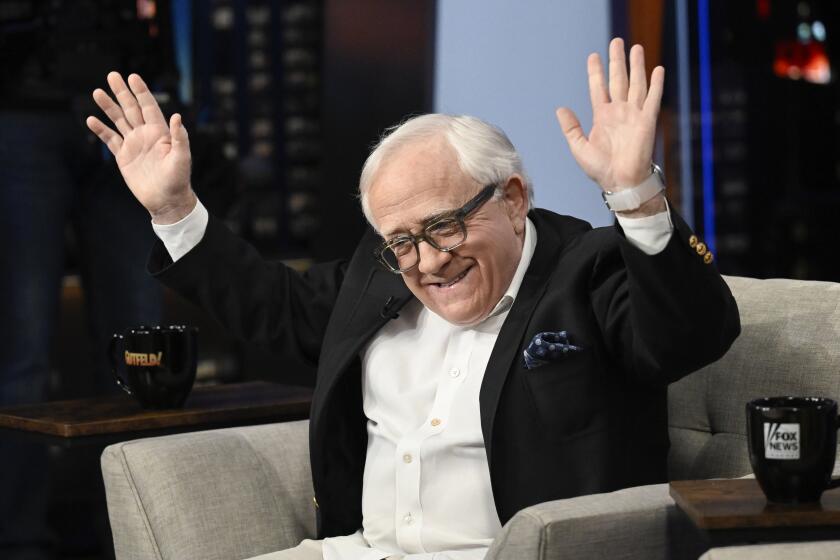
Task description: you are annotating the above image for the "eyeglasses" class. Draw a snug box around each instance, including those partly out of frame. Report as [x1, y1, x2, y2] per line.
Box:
[374, 184, 497, 274]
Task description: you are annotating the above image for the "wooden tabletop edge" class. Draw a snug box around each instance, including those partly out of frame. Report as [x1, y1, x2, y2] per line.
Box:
[0, 399, 311, 437]
[669, 483, 712, 528]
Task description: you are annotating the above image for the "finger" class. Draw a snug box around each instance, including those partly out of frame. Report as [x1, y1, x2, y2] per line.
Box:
[107, 71, 145, 129]
[628, 44, 648, 108]
[643, 66, 665, 120]
[128, 73, 167, 126]
[587, 53, 609, 110]
[86, 115, 123, 156]
[555, 107, 589, 159]
[170, 113, 190, 154]
[608, 37, 629, 102]
[92, 88, 132, 137]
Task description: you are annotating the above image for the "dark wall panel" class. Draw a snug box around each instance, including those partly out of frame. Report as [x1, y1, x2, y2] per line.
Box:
[316, 0, 437, 260]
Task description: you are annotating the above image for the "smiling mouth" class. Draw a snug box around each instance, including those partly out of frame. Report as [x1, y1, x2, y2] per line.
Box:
[433, 266, 472, 289]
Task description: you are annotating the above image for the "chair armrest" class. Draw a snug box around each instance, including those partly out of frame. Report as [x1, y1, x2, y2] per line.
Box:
[701, 541, 840, 559]
[101, 420, 315, 560]
[486, 483, 707, 560]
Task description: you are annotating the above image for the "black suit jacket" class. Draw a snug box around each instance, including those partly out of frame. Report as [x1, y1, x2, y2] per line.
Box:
[148, 206, 740, 538]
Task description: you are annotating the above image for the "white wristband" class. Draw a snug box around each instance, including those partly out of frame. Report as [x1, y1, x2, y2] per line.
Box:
[602, 163, 665, 212]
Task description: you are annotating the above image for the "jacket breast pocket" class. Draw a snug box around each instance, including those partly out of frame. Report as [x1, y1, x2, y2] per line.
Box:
[522, 361, 605, 440]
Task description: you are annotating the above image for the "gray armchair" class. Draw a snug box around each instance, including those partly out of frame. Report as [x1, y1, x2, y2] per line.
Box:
[101, 276, 840, 559]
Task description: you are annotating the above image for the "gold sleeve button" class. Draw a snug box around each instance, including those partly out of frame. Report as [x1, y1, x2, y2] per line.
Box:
[695, 242, 707, 256]
[688, 235, 698, 248]
[704, 252, 714, 264]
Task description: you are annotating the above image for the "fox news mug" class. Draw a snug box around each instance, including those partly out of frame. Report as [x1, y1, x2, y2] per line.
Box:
[746, 397, 840, 503]
[109, 325, 198, 409]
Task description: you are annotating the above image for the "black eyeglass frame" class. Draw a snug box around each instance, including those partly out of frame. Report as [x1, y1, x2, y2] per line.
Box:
[373, 184, 498, 274]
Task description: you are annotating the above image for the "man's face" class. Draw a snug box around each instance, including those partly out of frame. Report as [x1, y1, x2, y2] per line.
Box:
[367, 137, 529, 326]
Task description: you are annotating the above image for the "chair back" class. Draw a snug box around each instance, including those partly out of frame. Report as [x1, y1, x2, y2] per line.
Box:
[668, 275, 840, 480]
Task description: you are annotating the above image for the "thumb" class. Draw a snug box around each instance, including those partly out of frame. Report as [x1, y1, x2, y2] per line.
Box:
[555, 107, 588, 157]
[170, 113, 190, 154]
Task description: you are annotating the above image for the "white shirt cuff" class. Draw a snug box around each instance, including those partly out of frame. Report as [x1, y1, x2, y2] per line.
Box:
[151, 198, 209, 262]
[614, 200, 674, 255]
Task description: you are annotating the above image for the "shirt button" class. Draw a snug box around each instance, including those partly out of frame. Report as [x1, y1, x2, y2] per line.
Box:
[449, 368, 460, 378]
[430, 418, 442, 427]
[403, 513, 413, 525]
[402, 453, 413, 463]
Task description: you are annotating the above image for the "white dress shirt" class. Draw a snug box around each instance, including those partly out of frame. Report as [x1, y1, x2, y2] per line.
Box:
[152, 197, 673, 560]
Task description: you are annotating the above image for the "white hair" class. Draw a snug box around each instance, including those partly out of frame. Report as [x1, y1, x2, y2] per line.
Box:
[358, 114, 534, 230]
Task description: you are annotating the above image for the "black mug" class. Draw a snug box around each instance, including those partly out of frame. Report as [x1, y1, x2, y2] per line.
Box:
[109, 325, 198, 409]
[746, 396, 840, 503]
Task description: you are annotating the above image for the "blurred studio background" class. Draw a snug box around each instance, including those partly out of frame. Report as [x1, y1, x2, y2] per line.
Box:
[1, 0, 839, 558]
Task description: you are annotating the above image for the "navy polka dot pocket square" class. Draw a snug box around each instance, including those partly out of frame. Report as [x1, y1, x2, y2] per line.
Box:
[523, 331, 582, 370]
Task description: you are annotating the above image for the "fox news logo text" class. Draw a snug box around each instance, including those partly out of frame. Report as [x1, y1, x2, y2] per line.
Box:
[764, 422, 800, 460]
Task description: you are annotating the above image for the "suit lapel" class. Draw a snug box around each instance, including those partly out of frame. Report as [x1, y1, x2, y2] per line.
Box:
[317, 266, 413, 397]
[478, 211, 575, 463]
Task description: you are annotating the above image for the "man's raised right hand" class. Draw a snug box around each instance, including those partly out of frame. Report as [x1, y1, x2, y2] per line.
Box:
[86, 72, 196, 225]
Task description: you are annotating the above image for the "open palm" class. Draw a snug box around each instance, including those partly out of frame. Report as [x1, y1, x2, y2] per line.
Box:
[86, 72, 194, 222]
[556, 38, 664, 191]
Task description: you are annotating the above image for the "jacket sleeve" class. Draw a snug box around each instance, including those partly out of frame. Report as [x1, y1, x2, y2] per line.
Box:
[147, 214, 347, 366]
[588, 207, 741, 386]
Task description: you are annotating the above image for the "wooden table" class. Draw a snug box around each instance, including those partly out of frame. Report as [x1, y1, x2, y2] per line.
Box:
[0, 381, 313, 446]
[670, 479, 840, 547]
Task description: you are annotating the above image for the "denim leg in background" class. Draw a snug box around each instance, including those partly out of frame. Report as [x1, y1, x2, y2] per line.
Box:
[57, 119, 163, 557]
[0, 111, 73, 559]
[0, 110, 163, 558]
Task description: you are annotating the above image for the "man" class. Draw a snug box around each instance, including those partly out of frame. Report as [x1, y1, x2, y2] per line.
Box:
[87, 38, 739, 559]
